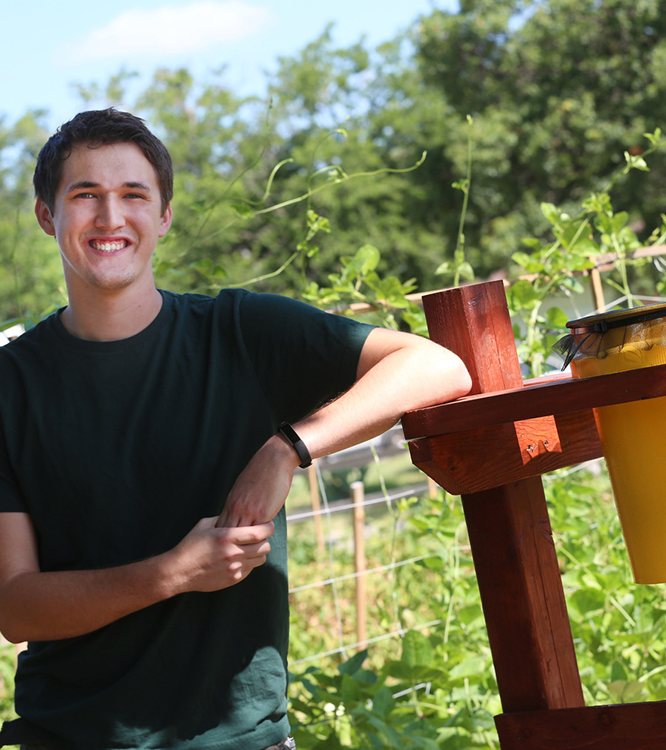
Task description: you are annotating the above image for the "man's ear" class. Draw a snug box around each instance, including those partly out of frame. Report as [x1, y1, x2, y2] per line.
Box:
[158, 203, 173, 238]
[35, 199, 56, 237]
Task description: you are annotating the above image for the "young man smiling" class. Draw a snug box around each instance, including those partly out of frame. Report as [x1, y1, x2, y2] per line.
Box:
[0, 109, 471, 750]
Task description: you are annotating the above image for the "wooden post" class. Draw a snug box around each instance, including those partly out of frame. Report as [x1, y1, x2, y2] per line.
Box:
[308, 463, 325, 553]
[590, 267, 606, 311]
[422, 282, 584, 712]
[351, 480, 367, 649]
[403, 280, 666, 746]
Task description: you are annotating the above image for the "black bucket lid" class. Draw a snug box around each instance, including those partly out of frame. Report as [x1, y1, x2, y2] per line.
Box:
[566, 301, 666, 333]
[554, 301, 666, 369]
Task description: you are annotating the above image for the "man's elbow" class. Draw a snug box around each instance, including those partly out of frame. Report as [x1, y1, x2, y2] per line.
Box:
[0, 612, 27, 645]
[437, 350, 473, 403]
[0, 576, 34, 644]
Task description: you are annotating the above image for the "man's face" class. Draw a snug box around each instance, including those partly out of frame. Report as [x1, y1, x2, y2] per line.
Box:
[35, 141, 172, 296]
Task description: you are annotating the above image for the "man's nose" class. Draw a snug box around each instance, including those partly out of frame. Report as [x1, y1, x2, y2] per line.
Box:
[95, 197, 125, 230]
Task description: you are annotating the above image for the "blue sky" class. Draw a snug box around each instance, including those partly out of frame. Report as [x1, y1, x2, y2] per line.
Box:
[3, 0, 455, 131]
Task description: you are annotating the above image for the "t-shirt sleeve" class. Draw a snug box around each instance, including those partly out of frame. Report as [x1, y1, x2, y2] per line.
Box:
[235, 291, 375, 425]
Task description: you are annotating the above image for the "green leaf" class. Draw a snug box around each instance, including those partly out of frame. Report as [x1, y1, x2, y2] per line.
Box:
[434, 260, 452, 276]
[457, 603, 484, 627]
[340, 673, 362, 703]
[338, 649, 368, 676]
[457, 261, 475, 281]
[546, 306, 569, 328]
[512, 251, 545, 274]
[366, 715, 402, 747]
[522, 237, 543, 251]
[371, 686, 395, 720]
[448, 655, 488, 680]
[624, 152, 649, 172]
[570, 587, 606, 615]
[419, 556, 445, 571]
[230, 202, 254, 218]
[401, 630, 433, 668]
[611, 660, 628, 682]
[507, 279, 540, 310]
[541, 202, 560, 225]
[611, 212, 629, 233]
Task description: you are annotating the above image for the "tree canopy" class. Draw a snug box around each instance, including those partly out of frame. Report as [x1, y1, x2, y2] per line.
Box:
[1, 0, 665, 323]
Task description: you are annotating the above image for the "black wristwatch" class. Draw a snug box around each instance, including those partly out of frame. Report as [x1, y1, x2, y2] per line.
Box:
[277, 422, 312, 469]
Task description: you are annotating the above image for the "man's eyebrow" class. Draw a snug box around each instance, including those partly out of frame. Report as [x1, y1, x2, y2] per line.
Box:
[124, 181, 152, 191]
[65, 180, 153, 192]
[66, 180, 99, 192]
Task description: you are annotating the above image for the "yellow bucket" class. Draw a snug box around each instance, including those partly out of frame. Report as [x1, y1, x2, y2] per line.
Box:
[562, 302, 666, 584]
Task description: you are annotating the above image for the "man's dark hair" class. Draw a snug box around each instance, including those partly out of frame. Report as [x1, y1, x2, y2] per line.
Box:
[33, 108, 173, 216]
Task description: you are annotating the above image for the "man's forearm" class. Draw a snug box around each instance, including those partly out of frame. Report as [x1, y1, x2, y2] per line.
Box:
[0, 516, 274, 643]
[0, 555, 174, 643]
[218, 328, 471, 528]
[295, 331, 471, 459]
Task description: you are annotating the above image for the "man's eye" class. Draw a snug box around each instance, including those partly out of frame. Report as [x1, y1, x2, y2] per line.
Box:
[74, 192, 95, 199]
[125, 193, 145, 199]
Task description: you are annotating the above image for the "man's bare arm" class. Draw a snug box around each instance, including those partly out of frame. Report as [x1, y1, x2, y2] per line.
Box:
[218, 327, 471, 527]
[0, 512, 274, 643]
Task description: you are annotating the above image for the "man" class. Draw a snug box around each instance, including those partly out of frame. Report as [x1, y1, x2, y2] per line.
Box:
[0, 109, 471, 750]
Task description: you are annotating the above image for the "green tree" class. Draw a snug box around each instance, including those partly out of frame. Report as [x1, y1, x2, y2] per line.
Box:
[415, 0, 666, 282]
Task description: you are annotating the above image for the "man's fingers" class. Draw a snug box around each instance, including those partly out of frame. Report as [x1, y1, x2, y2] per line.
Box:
[216, 505, 269, 529]
[223, 521, 274, 546]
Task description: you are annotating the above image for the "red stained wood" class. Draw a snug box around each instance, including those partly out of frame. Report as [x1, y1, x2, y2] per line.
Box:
[402, 363, 666, 441]
[409, 409, 602, 494]
[422, 281, 523, 395]
[495, 702, 666, 749]
[416, 283, 585, 715]
[462, 479, 584, 711]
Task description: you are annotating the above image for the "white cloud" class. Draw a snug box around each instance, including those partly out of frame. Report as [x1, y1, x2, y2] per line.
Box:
[60, 1, 275, 63]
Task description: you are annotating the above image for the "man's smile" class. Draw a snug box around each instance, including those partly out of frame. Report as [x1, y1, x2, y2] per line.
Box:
[89, 239, 130, 253]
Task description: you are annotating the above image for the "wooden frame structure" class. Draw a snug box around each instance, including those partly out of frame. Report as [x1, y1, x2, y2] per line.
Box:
[402, 280, 666, 749]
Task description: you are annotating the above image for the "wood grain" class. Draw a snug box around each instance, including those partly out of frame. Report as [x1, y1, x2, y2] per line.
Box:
[402, 363, 666, 441]
[462, 479, 585, 711]
[417, 283, 584, 714]
[409, 409, 602, 494]
[495, 702, 666, 749]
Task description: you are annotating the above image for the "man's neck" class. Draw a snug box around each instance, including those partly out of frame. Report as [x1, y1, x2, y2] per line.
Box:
[60, 284, 164, 342]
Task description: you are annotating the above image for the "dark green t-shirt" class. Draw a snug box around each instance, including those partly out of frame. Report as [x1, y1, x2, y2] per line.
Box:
[0, 289, 373, 750]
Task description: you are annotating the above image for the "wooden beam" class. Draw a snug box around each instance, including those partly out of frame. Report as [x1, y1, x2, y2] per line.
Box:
[402, 362, 666, 441]
[409, 409, 602, 494]
[495, 701, 666, 749]
[421, 281, 523, 395]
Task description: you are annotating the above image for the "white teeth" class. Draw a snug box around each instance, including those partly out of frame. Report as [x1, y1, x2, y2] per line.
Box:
[92, 240, 126, 252]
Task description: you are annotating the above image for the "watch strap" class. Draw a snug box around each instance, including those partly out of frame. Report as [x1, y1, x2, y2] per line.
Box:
[277, 422, 312, 469]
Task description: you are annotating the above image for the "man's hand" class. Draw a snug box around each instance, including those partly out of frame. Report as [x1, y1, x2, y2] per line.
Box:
[0, 512, 274, 643]
[166, 517, 274, 592]
[216, 435, 299, 528]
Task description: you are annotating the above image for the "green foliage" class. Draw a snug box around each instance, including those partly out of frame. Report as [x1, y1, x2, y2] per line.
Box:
[0, 641, 17, 750]
[507, 129, 666, 376]
[288, 491, 498, 749]
[287, 467, 666, 749]
[302, 243, 421, 330]
[4, 0, 666, 317]
[416, 0, 666, 273]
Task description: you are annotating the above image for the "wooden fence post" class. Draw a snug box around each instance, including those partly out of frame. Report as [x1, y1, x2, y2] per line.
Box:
[308, 463, 325, 553]
[351, 480, 367, 649]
